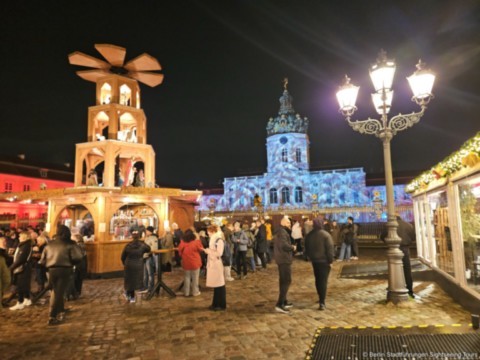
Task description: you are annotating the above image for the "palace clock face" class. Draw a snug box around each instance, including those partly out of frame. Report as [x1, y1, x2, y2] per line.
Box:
[279, 136, 288, 144]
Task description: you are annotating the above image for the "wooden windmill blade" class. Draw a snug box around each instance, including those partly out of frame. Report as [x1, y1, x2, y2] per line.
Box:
[68, 51, 110, 69]
[128, 71, 164, 87]
[94, 44, 127, 67]
[76, 69, 111, 83]
[69, 44, 164, 87]
[124, 53, 162, 72]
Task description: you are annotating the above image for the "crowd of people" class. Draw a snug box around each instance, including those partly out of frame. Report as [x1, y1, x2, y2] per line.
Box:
[1, 214, 415, 326]
[119, 215, 365, 314]
[0, 224, 87, 325]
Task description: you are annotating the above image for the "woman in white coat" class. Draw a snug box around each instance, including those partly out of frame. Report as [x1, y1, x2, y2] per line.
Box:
[204, 224, 226, 311]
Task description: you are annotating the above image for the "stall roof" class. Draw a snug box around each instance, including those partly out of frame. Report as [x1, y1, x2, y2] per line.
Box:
[407, 131, 480, 193]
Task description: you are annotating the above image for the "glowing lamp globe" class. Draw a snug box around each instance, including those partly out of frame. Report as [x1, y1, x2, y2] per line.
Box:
[336, 75, 359, 116]
[371, 90, 394, 115]
[407, 60, 435, 103]
[369, 51, 396, 92]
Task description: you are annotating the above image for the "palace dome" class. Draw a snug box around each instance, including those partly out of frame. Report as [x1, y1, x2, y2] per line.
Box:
[266, 87, 308, 137]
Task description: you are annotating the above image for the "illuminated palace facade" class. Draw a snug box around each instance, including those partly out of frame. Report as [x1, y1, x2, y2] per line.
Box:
[197, 85, 412, 222]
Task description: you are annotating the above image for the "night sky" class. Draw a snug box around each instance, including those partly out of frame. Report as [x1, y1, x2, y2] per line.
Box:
[0, 1, 479, 189]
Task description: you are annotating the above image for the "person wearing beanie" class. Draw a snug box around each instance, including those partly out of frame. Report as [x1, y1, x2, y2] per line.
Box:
[305, 217, 335, 310]
[39, 225, 84, 325]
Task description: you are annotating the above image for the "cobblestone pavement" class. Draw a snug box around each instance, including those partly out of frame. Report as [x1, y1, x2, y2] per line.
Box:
[0, 249, 472, 360]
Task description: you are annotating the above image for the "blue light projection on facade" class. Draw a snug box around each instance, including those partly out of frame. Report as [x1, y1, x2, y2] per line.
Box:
[197, 83, 412, 222]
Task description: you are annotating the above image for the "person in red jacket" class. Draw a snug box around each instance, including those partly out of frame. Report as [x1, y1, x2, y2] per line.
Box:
[178, 229, 204, 297]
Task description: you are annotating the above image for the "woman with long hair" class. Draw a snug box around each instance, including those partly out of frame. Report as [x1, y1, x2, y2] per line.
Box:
[204, 225, 226, 311]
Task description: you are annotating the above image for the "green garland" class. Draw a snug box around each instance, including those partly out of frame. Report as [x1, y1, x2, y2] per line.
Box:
[406, 131, 480, 193]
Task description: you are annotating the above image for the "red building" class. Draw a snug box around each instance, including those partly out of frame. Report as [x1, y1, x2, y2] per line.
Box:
[0, 155, 74, 228]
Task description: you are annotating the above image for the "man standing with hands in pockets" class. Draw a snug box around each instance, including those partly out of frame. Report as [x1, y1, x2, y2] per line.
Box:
[274, 216, 296, 314]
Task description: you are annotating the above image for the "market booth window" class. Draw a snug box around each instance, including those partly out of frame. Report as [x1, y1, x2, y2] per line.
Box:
[57, 205, 95, 241]
[110, 204, 158, 240]
[428, 190, 454, 277]
[407, 131, 480, 301]
[458, 177, 480, 289]
[412, 189, 454, 277]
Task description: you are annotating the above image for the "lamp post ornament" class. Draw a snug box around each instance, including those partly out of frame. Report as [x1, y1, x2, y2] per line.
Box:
[336, 50, 435, 304]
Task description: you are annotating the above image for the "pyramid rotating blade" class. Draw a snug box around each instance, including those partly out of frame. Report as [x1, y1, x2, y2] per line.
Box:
[124, 53, 162, 71]
[68, 52, 110, 69]
[128, 71, 164, 87]
[76, 69, 110, 83]
[95, 44, 127, 67]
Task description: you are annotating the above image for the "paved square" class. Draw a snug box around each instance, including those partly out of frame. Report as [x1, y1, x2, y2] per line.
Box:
[0, 249, 471, 359]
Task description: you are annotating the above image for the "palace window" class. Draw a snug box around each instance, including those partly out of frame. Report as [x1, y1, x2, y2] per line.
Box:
[281, 149, 288, 162]
[282, 187, 290, 204]
[295, 186, 303, 203]
[4, 183, 12, 193]
[296, 148, 301, 162]
[270, 188, 278, 204]
[23, 184, 31, 192]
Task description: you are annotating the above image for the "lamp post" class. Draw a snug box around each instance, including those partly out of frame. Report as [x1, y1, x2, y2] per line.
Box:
[336, 50, 435, 304]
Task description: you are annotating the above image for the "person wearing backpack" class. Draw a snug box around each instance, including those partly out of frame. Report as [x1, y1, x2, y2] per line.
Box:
[232, 221, 249, 280]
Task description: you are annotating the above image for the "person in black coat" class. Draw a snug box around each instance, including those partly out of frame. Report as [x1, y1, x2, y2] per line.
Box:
[381, 215, 416, 298]
[304, 218, 335, 310]
[40, 225, 84, 325]
[9, 232, 33, 311]
[273, 216, 295, 314]
[255, 220, 268, 269]
[121, 229, 151, 303]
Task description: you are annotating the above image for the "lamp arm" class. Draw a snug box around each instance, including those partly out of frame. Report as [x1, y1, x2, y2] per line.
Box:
[387, 108, 425, 135]
[347, 118, 383, 136]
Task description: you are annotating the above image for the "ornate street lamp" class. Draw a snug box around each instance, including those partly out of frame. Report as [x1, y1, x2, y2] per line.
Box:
[336, 50, 435, 304]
